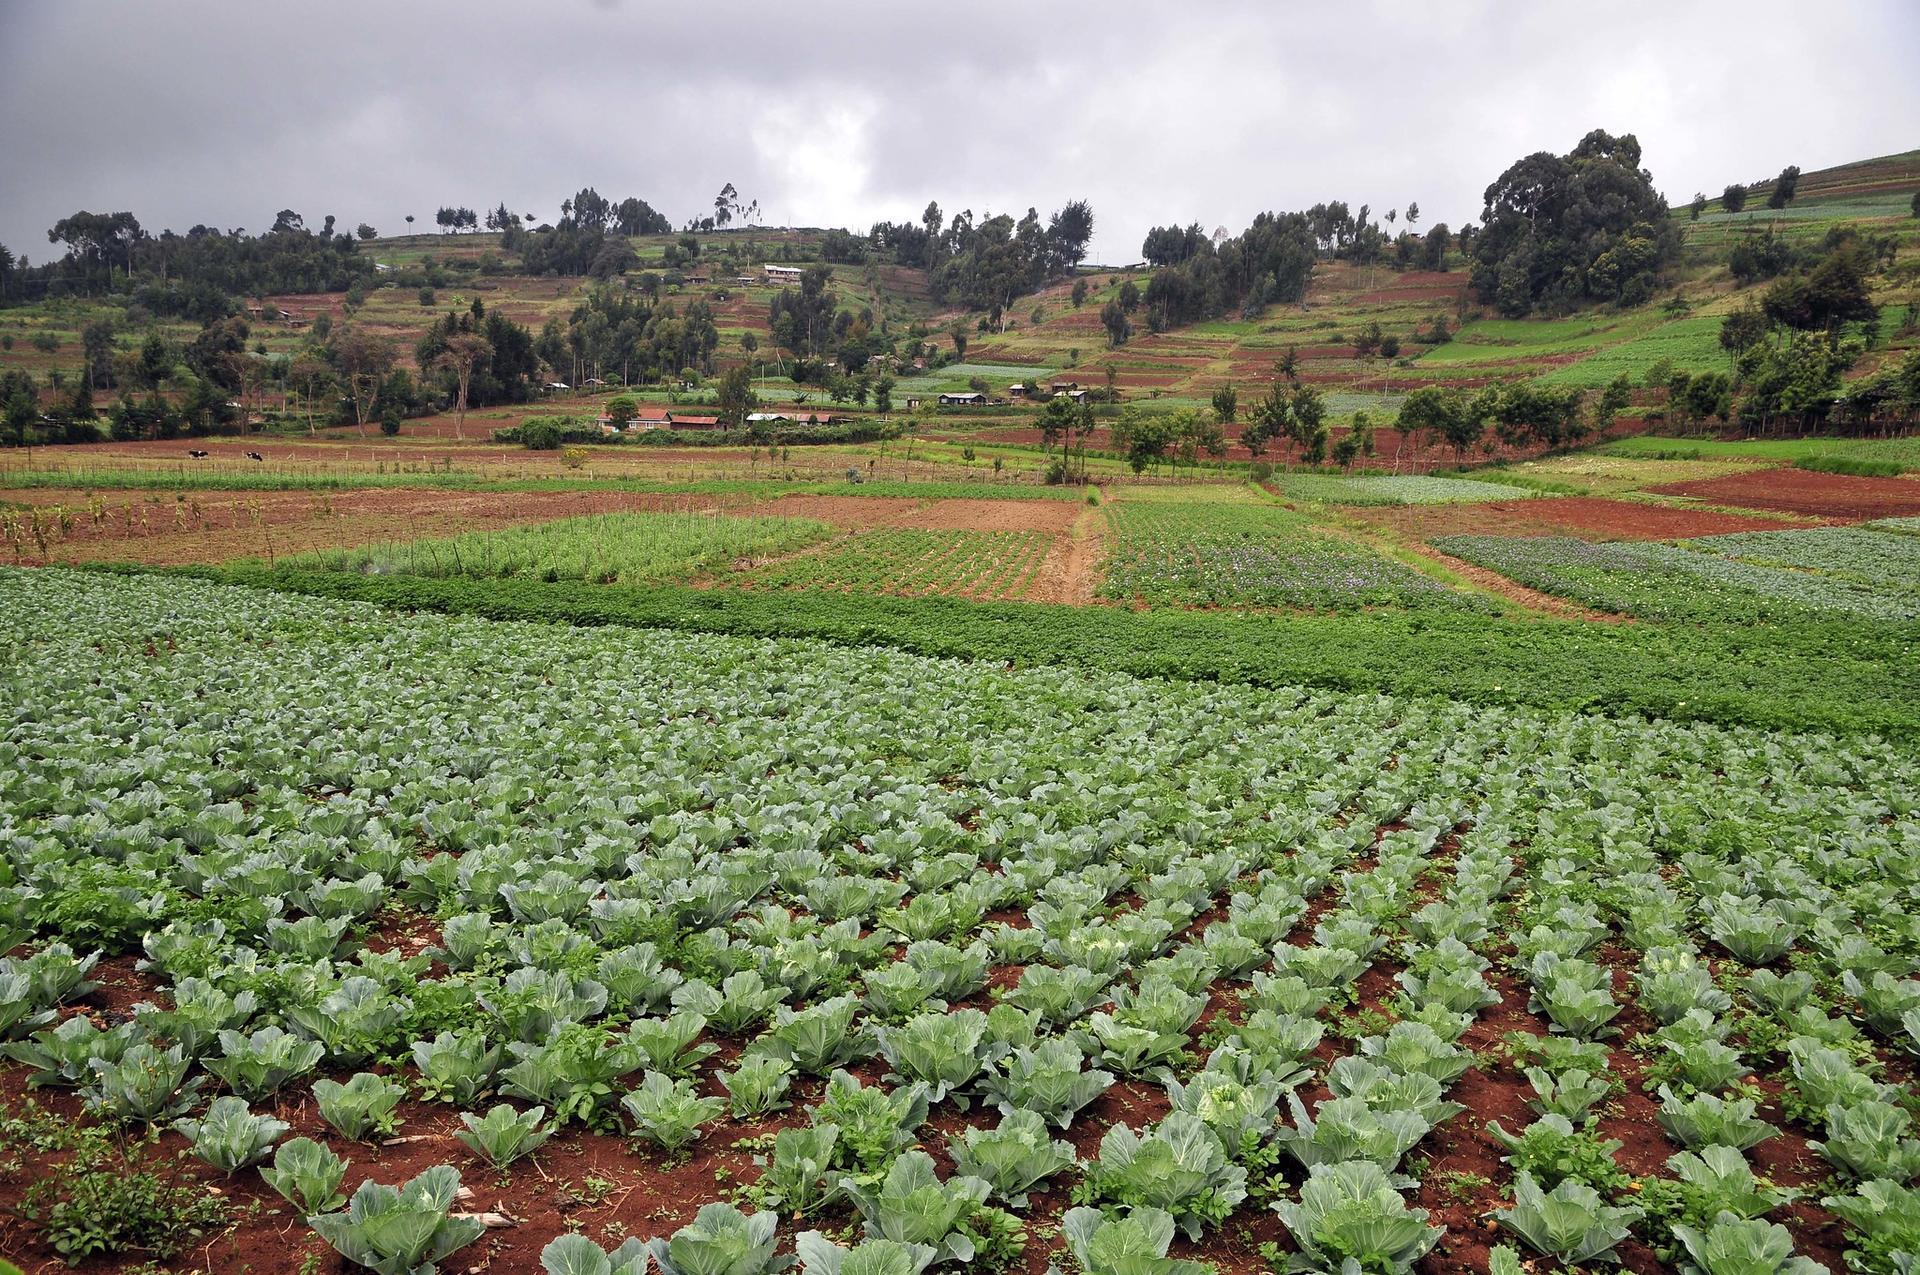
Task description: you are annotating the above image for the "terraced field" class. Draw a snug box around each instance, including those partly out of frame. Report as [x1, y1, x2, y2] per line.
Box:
[734, 527, 1056, 600]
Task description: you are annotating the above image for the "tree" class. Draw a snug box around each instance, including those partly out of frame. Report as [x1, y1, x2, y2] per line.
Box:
[1405, 202, 1420, 228]
[873, 373, 894, 415]
[1767, 166, 1802, 210]
[356, 223, 377, 240]
[1690, 192, 1707, 221]
[949, 321, 969, 359]
[716, 363, 757, 428]
[1211, 382, 1237, 426]
[1471, 129, 1677, 315]
[1288, 384, 1327, 463]
[1243, 380, 1289, 460]
[289, 356, 335, 435]
[1396, 385, 1457, 459]
[331, 328, 395, 437]
[1722, 183, 1748, 215]
[1114, 408, 1176, 474]
[81, 319, 117, 390]
[1039, 394, 1076, 458]
[605, 395, 638, 427]
[1100, 299, 1131, 347]
[1071, 278, 1089, 308]
[432, 332, 492, 440]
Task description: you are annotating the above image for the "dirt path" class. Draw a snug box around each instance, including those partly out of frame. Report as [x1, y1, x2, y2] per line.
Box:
[1061, 502, 1107, 604]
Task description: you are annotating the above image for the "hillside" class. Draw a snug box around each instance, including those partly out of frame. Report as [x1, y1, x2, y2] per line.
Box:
[1, 151, 1915, 449]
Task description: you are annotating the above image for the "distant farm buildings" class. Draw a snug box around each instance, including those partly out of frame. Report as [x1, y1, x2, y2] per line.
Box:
[938, 392, 987, 407]
[763, 265, 805, 284]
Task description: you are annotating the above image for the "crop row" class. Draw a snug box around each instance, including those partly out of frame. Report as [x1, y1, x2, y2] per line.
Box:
[1272, 474, 1540, 507]
[1434, 533, 1920, 624]
[1100, 502, 1490, 612]
[735, 529, 1053, 600]
[2, 570, 1916, 1272]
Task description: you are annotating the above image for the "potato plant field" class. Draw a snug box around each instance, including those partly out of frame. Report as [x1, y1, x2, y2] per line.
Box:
[5, 568, 1917, 1275]
[735, 528, 1054, 600]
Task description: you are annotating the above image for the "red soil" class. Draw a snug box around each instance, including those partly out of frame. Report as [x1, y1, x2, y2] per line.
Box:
[1649, 468, 1920, 520]
[1351, 496, 1821, 542]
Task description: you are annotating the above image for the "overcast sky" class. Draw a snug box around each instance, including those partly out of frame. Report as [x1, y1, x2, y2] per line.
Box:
[2, 1, 1916, 266]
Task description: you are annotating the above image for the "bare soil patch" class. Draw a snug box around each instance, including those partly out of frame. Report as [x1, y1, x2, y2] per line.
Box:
[894, 498, 1080, 534]
[751, 494, 923, 529]
[1649, 467, 1920, 520]
[1351, 495, 1820, 541]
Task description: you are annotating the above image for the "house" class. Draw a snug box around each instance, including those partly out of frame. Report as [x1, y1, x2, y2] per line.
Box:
[669, 415, 724, 431]
[1049, 380, 1079, 394]
[1057, 389, 1089, 402]
[1008, 383, 1031, 399]
[544, 381, 571, 393]
[904, 397, 924, 411]
[763, 264, 805, 283]
[582, 377, 605, 388]
[938, 392, 987, 407]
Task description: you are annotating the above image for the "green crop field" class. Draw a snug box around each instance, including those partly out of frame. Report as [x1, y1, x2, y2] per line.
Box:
[3, 566, 1918, 1275]
[1603, 435, 1920, 471]
[1100, 500, 1490, 611]
[280, 510, 832, 583]
[735, 528, 1054, 599]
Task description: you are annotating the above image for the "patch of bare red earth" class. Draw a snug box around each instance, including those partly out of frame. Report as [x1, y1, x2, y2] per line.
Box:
[1649, 468, 1920, 520]
[1351, 496, 1820, 542]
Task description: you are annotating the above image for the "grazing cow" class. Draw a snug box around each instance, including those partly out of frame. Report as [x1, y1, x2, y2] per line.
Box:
[245, 451, 264, 462]
[187, 449, 209, 458]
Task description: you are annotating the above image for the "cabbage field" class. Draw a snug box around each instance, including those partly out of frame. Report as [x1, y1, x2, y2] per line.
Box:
[3, 567, 1917, 1274]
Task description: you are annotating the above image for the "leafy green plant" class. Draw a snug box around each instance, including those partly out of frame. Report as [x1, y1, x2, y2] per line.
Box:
[1060, 1206, 1216, 1275]
[455, 1102, 553, 1168]
[1823, 1178, 1920, 1274]
[981, 1038, 1114, 1129]
[752, 1125, 842, 1217]
[1656, 1087, 1776, 1151]
[626, 1012, 718, 1078]
[760, 997, 874, 1075]
[1078, 1113, 1249, 1240]
[813, 1070, 928, 1172]
[260, 1135, 350, 1213]
[793, 1233, 937, 1275]
[205, 1024, 326, 1099]
[1495, 1170, 1642, 1264]
[315, 1071, 406, 1140]
[19, 1144, 229, 1264]
[411, 1029, 501, 1104]
[173, 1094, 287, 1172]
[840, 1150, 991, 1263]
[500, 1022, 640, 1130]
[622, 1071, 724, 1151]
[1270, 1159, 1444, 1274]
[4, 1014, 144, 1087]
[722, 1054, 795, 1118]
[643, 1203, 787, 1275]
[1670, 1213, 1827, 1275]
[1487, 1114, 1631, 1192]
[1522, 1066, 1611, 1121]
[1811, 1100, 1920, 1181]
[308, 1164, 487, 1275]
[947, 1110, 1075, 1207]
[84, 1041, 204, 1124]
[540, 1233, 649, 1275]
[1276, 1094, 1428, 1176]
[876, 1008, 990, 1104]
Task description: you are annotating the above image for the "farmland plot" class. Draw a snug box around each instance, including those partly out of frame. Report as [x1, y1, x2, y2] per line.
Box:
[1271, 474, 1541, 507]
[279, 510, 833, 584]
[1435, 533, 1920, 623]
[1101, 501, 1490, 611]
[734, 528, 1054, 599]
[1, 569, 1915, 1274]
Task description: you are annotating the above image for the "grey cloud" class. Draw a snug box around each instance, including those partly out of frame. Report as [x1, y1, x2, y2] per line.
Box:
[1, 0, 1914, 266]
